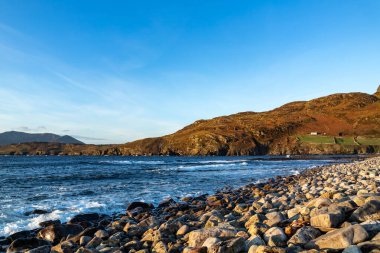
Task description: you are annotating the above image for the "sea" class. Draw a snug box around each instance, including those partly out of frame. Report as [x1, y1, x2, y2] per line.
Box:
[0, 155, 347, 237]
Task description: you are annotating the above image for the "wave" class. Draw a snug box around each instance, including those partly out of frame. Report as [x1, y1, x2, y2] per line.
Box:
[100, 160, 165, 165]
[197, 159, 249, 164]
[0, 200, 112, 237]
[176, 162, 248, 171]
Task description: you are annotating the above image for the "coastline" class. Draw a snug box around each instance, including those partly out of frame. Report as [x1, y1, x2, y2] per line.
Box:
[1, 156, 380, 253]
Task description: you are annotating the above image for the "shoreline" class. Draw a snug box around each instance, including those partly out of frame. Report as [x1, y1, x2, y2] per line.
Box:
[1, 156, 380, 253]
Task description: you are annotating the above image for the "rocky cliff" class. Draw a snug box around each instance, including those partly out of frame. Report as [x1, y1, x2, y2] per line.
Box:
[1, 87, 380, 156]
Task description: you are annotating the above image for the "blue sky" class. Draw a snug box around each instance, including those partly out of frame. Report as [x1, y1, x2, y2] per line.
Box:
[0, 0, 379, 144]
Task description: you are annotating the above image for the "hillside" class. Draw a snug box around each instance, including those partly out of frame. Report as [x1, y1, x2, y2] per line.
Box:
[0, 86, 379, 156]
[0, 131, 84, 146]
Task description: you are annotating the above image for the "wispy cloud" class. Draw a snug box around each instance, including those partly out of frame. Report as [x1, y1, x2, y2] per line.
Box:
[12, 126, 47, 133]
[71, 135, 108, 141]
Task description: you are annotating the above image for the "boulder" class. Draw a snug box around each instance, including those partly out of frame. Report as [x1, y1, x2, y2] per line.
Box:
[245, 235, 266, 249]
[69, 213, 100, 224]
[37, 224, 83, 244]
[264, 212, 285, 227]
[361, 220, 380, 238]
[51, 240, 78, 253]
[39, 220, 61, 228]
[177, 225, 190, 236]
[247, 222, 270, 236]
[263, 227, 287, 247]
[310, 211, 345, 228]
[7, 230, 33, 242]
[183, 247, 208, 253]
[25, 245, 51, 253]
[350, 200, 380, 222]
[6, 238, 50, 253]
[94, 230, 109, 239]
[305, 224, 368, 250]
[24, 209, 50, 216]
[357, 239, 380, 252]
[306, 198, 332, 209]
[188, 227, 237, 247]
[288, 226, 321, 245]
[202, 237, 221, 251]
[152, 241, 168, 253]
[126, 202, 153, 211]
[214, 237, 245, 253]
[342, 245, 362, 253]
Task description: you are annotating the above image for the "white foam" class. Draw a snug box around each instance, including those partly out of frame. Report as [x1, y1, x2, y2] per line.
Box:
[101, 160, 165, 165]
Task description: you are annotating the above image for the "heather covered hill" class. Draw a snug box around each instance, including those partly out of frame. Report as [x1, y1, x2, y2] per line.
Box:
[120, 88, 380, 155]
[0, 87, 379, 156]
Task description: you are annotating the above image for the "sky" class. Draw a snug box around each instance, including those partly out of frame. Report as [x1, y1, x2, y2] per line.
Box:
[0, 0, 379, 144]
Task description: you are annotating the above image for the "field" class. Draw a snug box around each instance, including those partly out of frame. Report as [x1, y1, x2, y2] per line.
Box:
[356, 137, 380, 145]
[298, 135, 380, 146]
[297, 135, 336, 144]
[335, 137, 358, 145]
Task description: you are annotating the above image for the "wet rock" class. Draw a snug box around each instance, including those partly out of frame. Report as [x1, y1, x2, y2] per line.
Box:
[6, 238, 50, 253]
[126, 202, 153, 211]
[25, 245, 51, 253]
[158, 198, 176, 208]
[37, 224, 83, 244]
[7, 230, 33, 242]
[288, 226, 321, 246]
[350, 200, 380, 222]
[39, 220, 61, 228]
[24, 209, 50, 216]
[305, 224, 368, 250]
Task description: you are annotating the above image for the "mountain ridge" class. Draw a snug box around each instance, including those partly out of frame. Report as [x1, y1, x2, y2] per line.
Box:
[0, 131, 84, 146]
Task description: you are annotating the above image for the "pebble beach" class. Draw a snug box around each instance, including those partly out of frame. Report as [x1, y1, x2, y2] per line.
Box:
[2, 156, 380, 253]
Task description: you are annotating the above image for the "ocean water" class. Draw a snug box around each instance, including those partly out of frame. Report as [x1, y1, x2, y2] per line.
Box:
[0, 155, 338, 236]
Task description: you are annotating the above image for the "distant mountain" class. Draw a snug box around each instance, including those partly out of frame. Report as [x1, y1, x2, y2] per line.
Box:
[0, 131, 84, 146]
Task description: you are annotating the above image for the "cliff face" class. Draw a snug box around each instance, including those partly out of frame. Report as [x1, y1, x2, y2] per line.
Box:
[0, 88, 380, 156]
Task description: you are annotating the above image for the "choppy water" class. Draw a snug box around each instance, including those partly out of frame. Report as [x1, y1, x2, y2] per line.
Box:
[0, 155, 338, 236]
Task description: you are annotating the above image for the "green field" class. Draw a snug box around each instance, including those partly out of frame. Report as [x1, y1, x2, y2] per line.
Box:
[297, 135, 380, 145]
[297, 135, 336, 144]
[357, 137, 380, 145]
[335, 137, 358, 145]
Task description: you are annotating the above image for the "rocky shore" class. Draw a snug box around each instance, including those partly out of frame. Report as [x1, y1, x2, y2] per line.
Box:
[1, 157, 380, 253]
